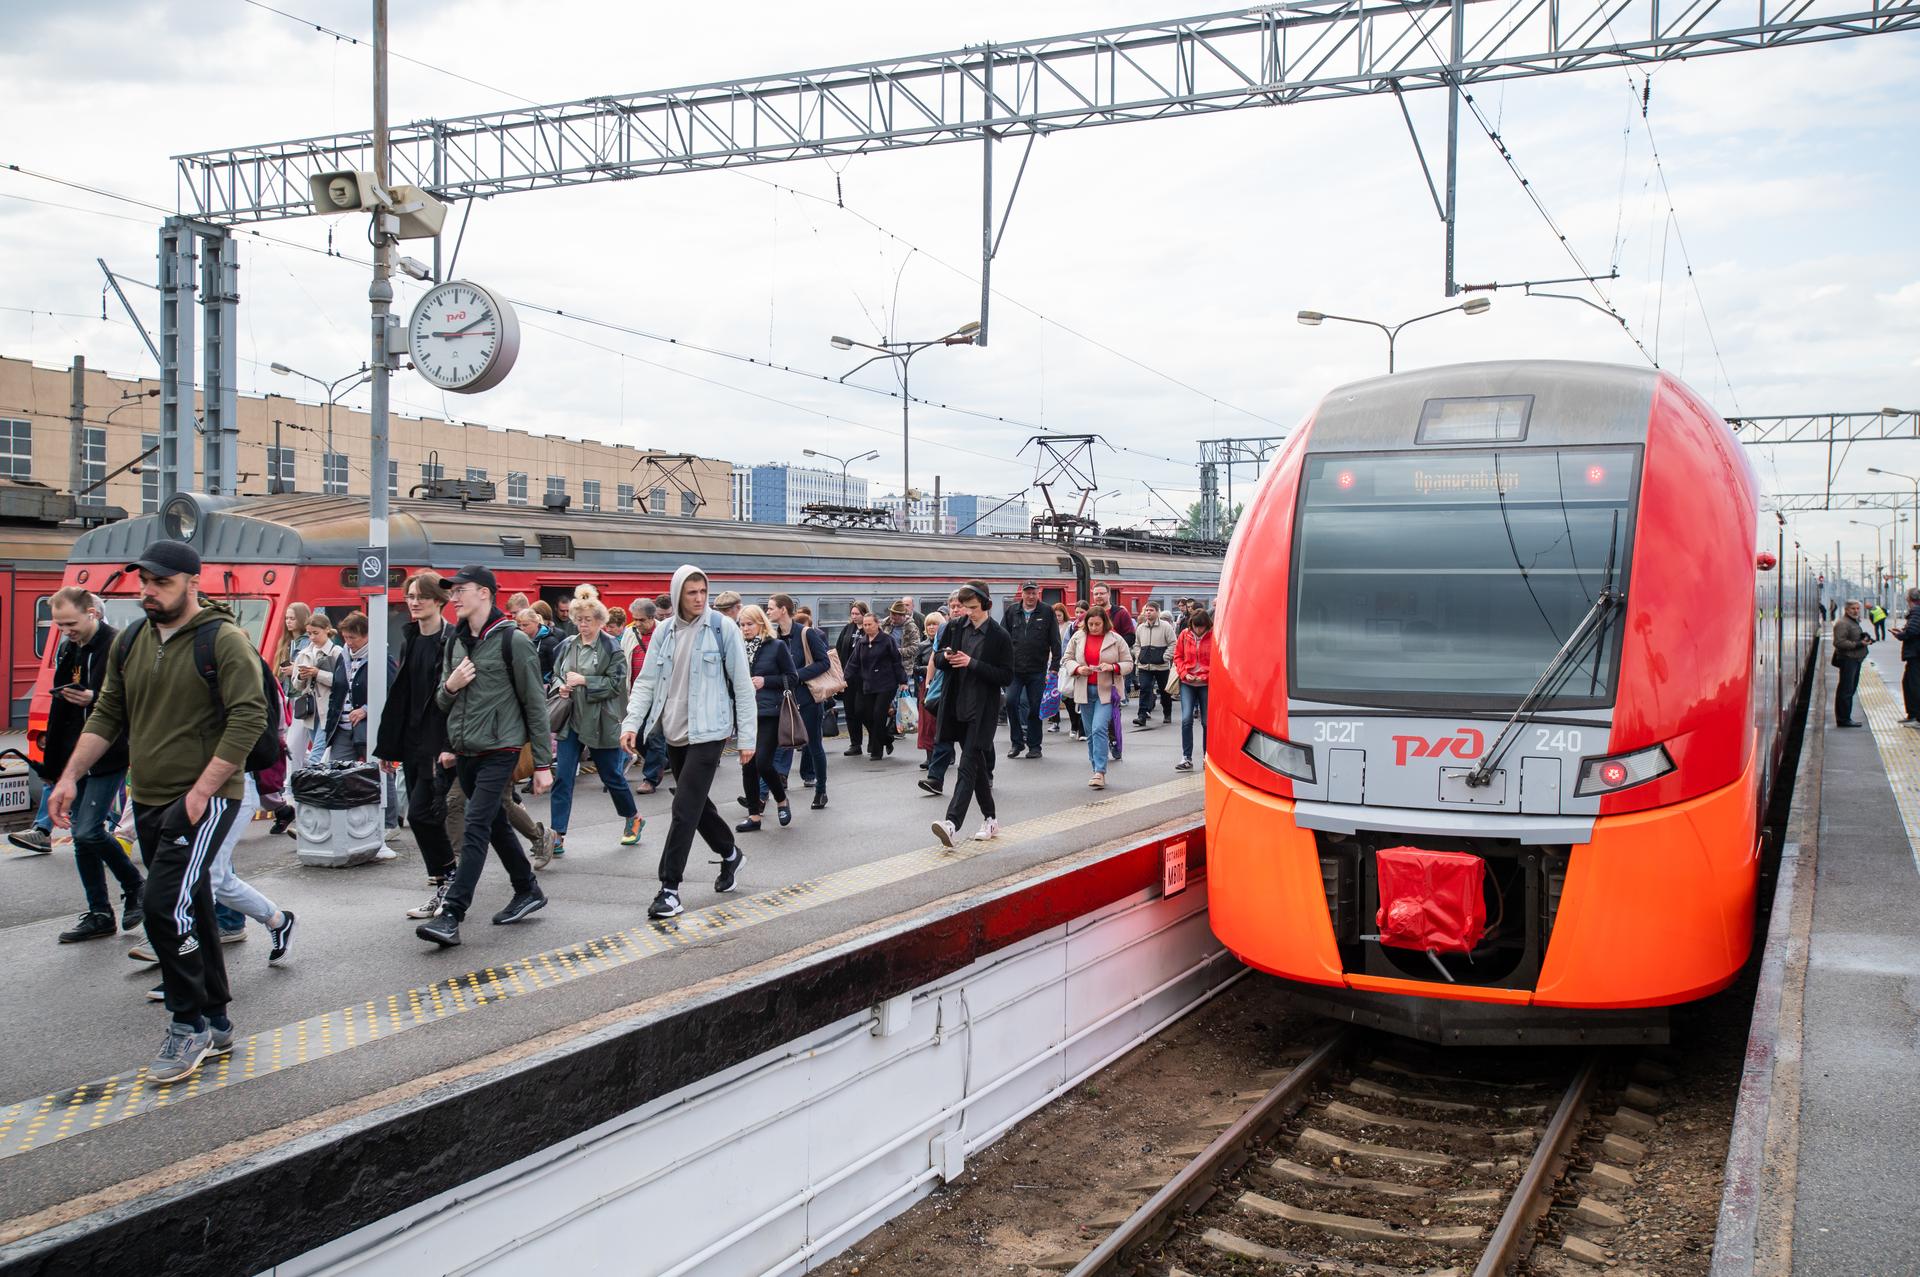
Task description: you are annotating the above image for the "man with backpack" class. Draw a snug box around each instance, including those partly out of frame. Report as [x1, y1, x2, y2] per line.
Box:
[415, 565, 553, 948]
[48, 540, 269, 1084]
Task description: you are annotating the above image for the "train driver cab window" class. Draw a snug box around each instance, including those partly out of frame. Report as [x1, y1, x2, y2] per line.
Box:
[92, 596, 274, 651]
[33, 597, 53, 658]
[1291, 448, 1638, 709]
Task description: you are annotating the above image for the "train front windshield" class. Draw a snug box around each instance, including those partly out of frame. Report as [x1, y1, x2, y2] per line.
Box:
[1290, 448, 1638, 709]
[96, 597, 274, 650]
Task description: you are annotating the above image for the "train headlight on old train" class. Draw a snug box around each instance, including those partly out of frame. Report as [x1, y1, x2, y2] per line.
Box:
[1573, 743, 1674, 797]
[161, 493, 200, 543]
[1242, 729, 1315, 784]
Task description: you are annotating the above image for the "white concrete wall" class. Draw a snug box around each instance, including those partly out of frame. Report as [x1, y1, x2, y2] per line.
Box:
[276, 881, 1233, 1277]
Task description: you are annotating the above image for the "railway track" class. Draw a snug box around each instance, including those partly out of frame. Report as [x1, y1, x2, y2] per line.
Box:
[1067, 1027, 1602, 1277]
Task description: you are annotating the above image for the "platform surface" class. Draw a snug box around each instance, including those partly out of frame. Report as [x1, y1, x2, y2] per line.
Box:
[1791, 645, 1920, 1277]
[0, 715, 1200, 1235]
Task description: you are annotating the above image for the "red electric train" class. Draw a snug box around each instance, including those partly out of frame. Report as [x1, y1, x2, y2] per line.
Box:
[1205, 360, 1817, 1043]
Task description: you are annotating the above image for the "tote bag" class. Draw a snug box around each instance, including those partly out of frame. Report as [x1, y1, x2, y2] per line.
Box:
[777, 690, 810, 749]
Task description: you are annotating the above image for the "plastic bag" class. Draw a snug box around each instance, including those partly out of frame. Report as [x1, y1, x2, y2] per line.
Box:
[893, 687, 919, 735]
[1039, 671, 1061, 720]
[1374, 846, 1486, 953]
[290, 761, 383, 810]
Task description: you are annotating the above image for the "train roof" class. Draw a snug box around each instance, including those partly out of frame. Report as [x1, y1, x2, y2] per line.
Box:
[1308, 360, 1668, 454]
[70, 493, 1225, 585]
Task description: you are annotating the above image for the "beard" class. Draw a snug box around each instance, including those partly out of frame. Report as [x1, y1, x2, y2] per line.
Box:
[141, 593, 189, 625]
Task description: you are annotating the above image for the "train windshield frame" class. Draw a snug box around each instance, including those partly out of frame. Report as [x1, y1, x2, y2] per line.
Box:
[1288, 446, 1642, 712]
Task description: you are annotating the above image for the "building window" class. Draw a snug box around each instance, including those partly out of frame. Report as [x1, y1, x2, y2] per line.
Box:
[681, 491, 698, 517]
[81, 427, 106, 498]
[420, 460, 445, 488]
[325, 453, 349, 495]
[650, 487, 666, 514]
[618, 483, 635, 513]
[508, 472, 528, 505]
[547, 475, 565, 500]
[389, 460, 399, 498]
[141, 433, 159, 512]
[582, 479, 601, 512]
[466, 467, 488, 482]
[266, 445, 296, 492]
[0, 418, 30, 478]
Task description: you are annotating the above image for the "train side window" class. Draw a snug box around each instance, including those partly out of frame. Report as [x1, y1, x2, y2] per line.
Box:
[32, 597, 52, 658]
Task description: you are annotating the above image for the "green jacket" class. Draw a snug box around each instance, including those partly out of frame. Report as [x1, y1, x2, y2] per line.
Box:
[435, 612, 554, 766]
[553, 630, 630, 750]
[84, 598, 268, 805]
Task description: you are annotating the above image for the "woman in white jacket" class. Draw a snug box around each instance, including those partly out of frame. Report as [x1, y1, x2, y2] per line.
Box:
[288, 613, 340, 767]
[1062, 608, 1133, 789]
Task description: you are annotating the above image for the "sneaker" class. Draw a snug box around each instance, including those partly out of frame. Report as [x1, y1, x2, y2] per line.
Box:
[1006, 747, 1025, 759]
[219, 924, 248, 944]
[932, 819, 958, 849]
[148, 1021, 211, 1083]
[713, 848, 744, 894]
[121, 887, 145, 932]
[406, 878, 451, 919]
[58, 912, 117, 944]
[177, 933, 199, 957]
[127, 942, 157, 963]
[374, 845, 398, 861]
[269, 807, 295, 838]
[811, 792, 828, 810]
[1090, 773, 1106, 789]
[209, 1020, 235, 1057]
[492, 884, 547, 925]
[621, 815, 645, 846]
[8, 828, 52, 854]
[531, 824, 554, 869]
[267, 910, 297, 963]
[1047, 722, 1060, 733]
[145, 984, 165, 1002]
[550, 830, 567, 859]
[634, 780, 657, 795]
[917, 779, 944, 797]
[648, 887, 684, 919]
[416, 912, 462, 947]
[971, 819, 1001, 841]
[1174, 758, 1193, 771]
[1023, 748, 1042, 760]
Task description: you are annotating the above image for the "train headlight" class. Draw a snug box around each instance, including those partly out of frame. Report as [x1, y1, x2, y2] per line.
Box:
[161, 494, 199, 543]
[1243, 729, 1315, 784]
[1574, 743, 1674, 797]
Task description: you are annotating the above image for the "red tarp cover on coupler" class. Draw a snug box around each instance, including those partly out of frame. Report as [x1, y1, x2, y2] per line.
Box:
[1375, 847, 1487, 953]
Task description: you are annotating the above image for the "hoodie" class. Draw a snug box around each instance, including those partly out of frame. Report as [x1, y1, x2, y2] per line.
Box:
[83, 597, 268, 805]
[623, 564, 757, 747]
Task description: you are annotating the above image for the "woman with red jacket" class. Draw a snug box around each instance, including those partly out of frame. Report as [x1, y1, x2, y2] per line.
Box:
[1171, 608, 1213, 772]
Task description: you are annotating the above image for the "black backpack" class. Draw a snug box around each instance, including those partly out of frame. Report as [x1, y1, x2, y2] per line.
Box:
[112, 617, 284, 774]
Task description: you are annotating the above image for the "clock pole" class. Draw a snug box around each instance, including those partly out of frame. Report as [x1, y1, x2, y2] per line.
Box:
[364, 0, 393, 753]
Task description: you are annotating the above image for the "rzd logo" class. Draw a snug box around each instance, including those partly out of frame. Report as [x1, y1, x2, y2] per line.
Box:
[1392, 727, 1484, 767]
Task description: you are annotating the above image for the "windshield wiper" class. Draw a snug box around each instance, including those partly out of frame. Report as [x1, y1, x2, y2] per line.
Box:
[1466, 511, 1623, 789]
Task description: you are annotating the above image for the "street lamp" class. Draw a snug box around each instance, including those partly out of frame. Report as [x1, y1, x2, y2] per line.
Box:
[828, 320, 980, 529]
[1867, 464, 1920, 592]
[1296, 297, 1491, 373]
[270, 361, 371, 491]
[1850, 513, 1908, 598]
[1088, 488, 1121, 526]
[802, 447, 881, 506]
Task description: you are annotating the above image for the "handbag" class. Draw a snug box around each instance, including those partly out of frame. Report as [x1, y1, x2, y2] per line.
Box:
[512, 741, 536, 782]
[805, 627, 847, 703]
[1039, 670, 1061, 720]
[548, 682, 574, 733]
[777, 690, 810, 748]
[893, 686, 919, 735]
[292, 690, 316, 721]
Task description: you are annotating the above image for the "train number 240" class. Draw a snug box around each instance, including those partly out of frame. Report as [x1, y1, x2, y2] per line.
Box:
[1533, 728, 1584, 751]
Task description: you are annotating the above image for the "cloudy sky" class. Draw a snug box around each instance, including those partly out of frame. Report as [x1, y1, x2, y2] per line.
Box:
[2, 0, 1916, 574]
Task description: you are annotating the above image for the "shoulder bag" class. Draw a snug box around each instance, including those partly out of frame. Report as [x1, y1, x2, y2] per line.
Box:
[777, 690, 810, 748]
[803, 626, 847, 703]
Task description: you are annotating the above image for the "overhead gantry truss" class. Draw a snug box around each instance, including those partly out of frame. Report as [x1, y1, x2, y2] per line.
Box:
[1762, 491, 1911, 512]
[1729, 410, 1920, 445]
[175, 0, 1920, 224]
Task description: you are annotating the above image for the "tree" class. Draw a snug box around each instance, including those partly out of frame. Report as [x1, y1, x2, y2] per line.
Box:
[1177, 497, 1241, 542]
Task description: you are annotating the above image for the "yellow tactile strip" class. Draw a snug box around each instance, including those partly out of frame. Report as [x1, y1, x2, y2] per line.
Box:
[1856, 660, 1920, 876]
[0, 774, 1201, 1161]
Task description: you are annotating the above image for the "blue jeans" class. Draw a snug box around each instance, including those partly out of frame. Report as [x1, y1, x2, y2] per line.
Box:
[1180, 683, 1209, 761]
[1006, 670, 1047, 753]
[927, 741, 955, 786]
[551, 729, 638, 834]
[32, 784, 52, 834]
[1085, 698, 1114, 773]
[640, 725, 668, 787]
[71, 772, 139, 916]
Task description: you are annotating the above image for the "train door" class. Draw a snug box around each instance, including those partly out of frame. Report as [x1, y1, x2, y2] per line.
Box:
[0, 566, 11, 728]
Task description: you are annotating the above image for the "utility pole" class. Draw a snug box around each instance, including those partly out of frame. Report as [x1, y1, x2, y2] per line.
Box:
[365, 0, 395, 753]
[67, 356, 87, 506]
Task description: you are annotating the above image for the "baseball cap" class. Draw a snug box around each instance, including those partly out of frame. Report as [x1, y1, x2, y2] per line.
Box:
[447, 564, 498, 591]
[1020, 579, 1039, 589]
[125, 539, 201, 578]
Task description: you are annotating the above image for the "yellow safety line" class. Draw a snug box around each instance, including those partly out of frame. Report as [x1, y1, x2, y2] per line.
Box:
[1856, 660, 1920, 876]
[0, 775, 1200, 1162]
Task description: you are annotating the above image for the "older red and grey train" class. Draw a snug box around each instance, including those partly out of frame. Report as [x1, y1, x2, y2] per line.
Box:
[26, 491, 1222, 760]
[1206, 360, 1817, 1043]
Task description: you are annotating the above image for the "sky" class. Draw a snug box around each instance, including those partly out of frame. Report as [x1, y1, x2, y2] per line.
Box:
[2, 0, 1917, 575]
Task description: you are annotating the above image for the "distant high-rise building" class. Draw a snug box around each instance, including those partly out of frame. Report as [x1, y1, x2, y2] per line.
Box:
[876, 493, 1028, 537]
[746, 463, 872, 524]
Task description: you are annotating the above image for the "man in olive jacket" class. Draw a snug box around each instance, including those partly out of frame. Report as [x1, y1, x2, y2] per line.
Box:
[1832, 599, 1871, 727]
[416, 564, 554, 948]
[50, 540, 268, 1085]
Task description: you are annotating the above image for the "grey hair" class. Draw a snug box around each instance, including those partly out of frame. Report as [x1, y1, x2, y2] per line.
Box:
[1845, 598, 1862, 609]
[1907, 588, 1919, 604]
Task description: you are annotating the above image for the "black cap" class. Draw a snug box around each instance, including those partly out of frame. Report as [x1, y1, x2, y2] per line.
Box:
[447, 564, 498, 592]
[125, 539, 200, 579]
[1020, 579, 1039, 589]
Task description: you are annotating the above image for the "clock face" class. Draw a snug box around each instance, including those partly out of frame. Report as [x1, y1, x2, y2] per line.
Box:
[407, 281, 521, 393]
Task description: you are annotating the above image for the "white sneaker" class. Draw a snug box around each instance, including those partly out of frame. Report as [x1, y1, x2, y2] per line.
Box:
[931, 820, 958, 849]
[374, 845, 398, 861]
[971, 819, 1001, 841]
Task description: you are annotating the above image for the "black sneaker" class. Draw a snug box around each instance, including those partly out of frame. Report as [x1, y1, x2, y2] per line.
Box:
[416, 912, 462, 947]
[491, 884, 547, 925]
[268, 910, 297, 963]
[145, 984, 165, 1002]
[917, 778, 943, 796]
[121, 887, 145, 932]
[58, 912, 116, 944]
[1006, 747, 1025, 759]
[1023, 748, 1043, 760]
[648, 887, 684, 919]
[713, 848, 743, 894]
[269, 806, 296, 838]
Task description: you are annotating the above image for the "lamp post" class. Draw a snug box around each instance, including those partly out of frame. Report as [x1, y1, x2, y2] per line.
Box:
[803, 447, 881, 506]
[1296, 297, 1491, 372]
[270, 361, 371, 491]
[1088, 488, 1121, 527]
[1870, 446, 1920, 591]
[1849, 513, 1907, 601]
[829, 321, 980, 529]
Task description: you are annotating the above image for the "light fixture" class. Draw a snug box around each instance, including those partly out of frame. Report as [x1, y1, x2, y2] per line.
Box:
[270, 362, 291, 375]
[1296, 310, 1324, 326]
[829, 336, 854, 350]
[954, 320, 982, 335]
[1462, 297, 1492, 315]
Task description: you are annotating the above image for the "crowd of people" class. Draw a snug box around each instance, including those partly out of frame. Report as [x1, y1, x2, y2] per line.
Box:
[21, 535, 1216, 1086]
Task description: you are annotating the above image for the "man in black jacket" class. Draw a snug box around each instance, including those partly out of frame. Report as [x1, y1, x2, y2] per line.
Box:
[835, 601, 871, 755]
[42, 588, 144, 943]
[1895, 587, 1920, 726]
[931, 581, 1014, 848]
[374, 572, 461, 920]
[1002, 580, 1060, 761]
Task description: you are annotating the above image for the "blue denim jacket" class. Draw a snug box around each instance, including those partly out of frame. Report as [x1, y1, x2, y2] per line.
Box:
[621, 609, 757, 746]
